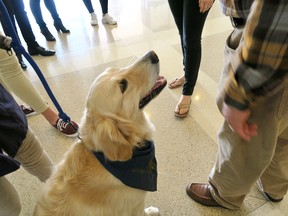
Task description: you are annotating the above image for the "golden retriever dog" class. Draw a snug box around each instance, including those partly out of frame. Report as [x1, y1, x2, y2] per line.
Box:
[35, 50, 167, 216]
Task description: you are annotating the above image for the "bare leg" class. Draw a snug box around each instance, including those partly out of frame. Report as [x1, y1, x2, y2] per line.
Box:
[41, 108, 59, 126]
[175, 95, 191, 115]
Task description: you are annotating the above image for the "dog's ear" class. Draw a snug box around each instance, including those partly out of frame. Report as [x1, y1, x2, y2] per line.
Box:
[95, 116, 142, 161]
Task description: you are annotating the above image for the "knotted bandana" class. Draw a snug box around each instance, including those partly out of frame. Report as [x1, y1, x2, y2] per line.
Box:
[93, 140, 157, 192]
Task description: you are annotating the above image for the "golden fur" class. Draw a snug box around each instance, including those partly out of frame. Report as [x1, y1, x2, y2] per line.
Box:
[35, 51, 163, 216]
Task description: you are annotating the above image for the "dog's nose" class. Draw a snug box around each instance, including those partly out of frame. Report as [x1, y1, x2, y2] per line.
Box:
[149, 51, 159, 64]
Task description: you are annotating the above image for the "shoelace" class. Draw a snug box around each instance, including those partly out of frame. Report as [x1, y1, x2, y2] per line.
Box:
[56, 119, 80, 138]
[57, 119, 68, 131]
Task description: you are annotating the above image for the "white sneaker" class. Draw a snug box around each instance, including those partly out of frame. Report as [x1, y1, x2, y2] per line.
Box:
[102, 13, 117, 25]
[90, 13, 98, 26]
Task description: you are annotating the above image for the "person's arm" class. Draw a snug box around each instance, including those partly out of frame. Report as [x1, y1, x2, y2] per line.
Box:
[198, 0, 214, 13]
[224, 0, 288, 111]
[222, 0, 288, 141]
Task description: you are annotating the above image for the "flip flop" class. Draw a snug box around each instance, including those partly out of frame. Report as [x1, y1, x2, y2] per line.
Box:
[168, 77, 184, 89]
[174, 101, 191, 118]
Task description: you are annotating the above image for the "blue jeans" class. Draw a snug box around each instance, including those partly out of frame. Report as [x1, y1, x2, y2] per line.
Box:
[0, 0, 39, 49]
[29, 0, 61, 29]
[82, 0, 108, 14]
[168, 0, 210, 96]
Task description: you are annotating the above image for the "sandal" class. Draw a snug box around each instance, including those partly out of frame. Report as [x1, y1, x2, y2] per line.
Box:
[174, 101, 191, 118]
[168, 76, 184, 89]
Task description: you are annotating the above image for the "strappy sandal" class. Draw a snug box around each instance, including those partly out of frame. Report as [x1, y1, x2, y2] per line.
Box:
[174, 101, 191, 118]
[168, 77, 184, 89]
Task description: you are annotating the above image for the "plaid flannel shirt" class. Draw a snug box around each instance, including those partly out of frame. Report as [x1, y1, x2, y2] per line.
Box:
[220, 0, 288, 110]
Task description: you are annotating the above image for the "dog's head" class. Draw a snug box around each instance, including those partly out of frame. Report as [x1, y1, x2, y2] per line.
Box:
[80, 51, 166, 161]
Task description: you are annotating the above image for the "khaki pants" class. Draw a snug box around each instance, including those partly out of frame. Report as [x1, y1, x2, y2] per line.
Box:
[0, 49, 49, 114]
[0, 128, 54, 216]
[208, 28, 288, 209]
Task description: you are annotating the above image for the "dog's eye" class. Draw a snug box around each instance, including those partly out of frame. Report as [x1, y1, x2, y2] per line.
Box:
[119, 79, 128, 93]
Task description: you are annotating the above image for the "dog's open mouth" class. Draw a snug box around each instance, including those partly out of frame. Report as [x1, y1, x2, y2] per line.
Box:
[139, 76, 167, 109]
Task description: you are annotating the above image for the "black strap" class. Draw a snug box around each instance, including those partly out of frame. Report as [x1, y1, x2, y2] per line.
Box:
[230, 17, 246, 28]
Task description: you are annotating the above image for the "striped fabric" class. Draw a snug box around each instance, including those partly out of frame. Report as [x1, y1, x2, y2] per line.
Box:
[220, 0, 288, 110]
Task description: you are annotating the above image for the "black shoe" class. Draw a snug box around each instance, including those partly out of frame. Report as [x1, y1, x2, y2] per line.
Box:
[256, 180, 284, 202]
[54, 19, 70, 33]
[19, 59, 27, 70]
[28, 46, 56, 56]
[41, 26, 56, 42]
[16, 54, 27, 70]
[264, 192, 283, 202]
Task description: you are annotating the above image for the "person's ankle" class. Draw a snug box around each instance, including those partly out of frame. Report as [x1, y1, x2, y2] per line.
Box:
[180, 95, 191, 103]
[42, 108, 59, 125]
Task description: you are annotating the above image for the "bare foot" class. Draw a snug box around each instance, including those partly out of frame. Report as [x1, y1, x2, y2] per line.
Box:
[174, 95, 191, 117]
[168, 75, 184, 89]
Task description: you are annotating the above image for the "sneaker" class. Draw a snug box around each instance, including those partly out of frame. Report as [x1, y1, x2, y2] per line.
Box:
[91, 13, 98, 26]
[255, 180, 283, 202]
[20, 104, 37, 117]
[52, 118, 79, 138]
[102, 13, 117, 25]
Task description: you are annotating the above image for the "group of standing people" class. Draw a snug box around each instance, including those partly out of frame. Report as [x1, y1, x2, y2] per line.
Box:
[0, 1, 117, 215]
[0, 0, 117, 69]
[1, 0, 288, 215]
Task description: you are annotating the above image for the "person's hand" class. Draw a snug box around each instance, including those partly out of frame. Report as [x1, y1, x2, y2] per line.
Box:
[199, 0, 214, 13]
[221, 102, 258, 141]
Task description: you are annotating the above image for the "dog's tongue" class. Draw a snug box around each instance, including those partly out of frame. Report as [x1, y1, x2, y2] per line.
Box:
[139, 76, 167, 109]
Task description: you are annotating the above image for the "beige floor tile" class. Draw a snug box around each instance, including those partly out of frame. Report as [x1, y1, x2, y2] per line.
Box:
[4, 0, 288, 215]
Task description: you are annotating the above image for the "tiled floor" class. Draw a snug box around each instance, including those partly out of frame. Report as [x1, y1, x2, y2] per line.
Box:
[5, 0, 288, 215]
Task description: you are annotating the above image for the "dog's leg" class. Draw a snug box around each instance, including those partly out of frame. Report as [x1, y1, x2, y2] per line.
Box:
[144, 206, 159, 216]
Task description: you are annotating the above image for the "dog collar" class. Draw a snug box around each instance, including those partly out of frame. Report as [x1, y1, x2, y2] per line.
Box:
[92, 140, 157, 192]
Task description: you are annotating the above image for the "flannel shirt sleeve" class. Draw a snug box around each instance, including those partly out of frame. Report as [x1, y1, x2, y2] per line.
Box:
[224, 0, 288, 110]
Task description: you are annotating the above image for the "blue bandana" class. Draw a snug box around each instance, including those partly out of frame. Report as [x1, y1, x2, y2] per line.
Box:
[93, 140, 157, 192]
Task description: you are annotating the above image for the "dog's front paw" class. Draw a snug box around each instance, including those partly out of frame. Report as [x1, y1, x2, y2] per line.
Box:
[145, 206, 159, 216]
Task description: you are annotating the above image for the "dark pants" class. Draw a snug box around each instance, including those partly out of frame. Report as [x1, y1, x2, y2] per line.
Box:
[82, 0, 108, 14]
[1, 0, 39, 49]
[29, 0, 60, 29]
[168, 0, 210, 95]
